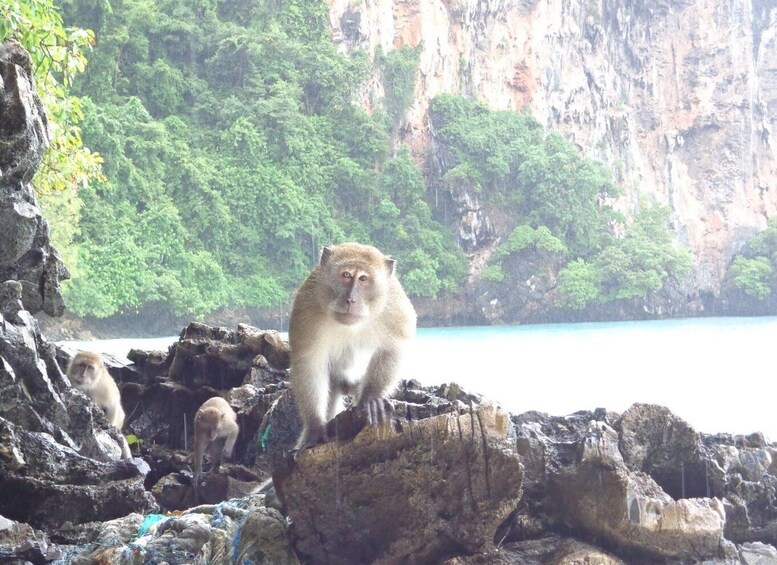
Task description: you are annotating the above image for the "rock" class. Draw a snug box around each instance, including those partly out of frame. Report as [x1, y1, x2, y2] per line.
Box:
[0, 42, 155, 530]
[0, 41, 68, 317]
[274, 402, 523, 564]
[442, 536, 626, 564]
[616, 403, 707, 499]
[150, 468, 261, 511]
[0, 513, 61, 563]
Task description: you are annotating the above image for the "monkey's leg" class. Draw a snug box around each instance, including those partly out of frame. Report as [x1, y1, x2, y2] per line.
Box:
[209, 438, 226, 474]
[193, 441, 206, 480]
[223, 428, 238, 460]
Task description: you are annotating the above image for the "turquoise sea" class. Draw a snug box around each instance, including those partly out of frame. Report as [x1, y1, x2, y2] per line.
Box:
[61, 316, 777, 440]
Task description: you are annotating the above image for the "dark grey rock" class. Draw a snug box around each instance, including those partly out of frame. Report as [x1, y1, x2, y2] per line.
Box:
[0, 41, 68, 317]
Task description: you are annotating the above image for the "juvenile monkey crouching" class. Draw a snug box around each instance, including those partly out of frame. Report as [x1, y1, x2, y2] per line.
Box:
[289, 242, 417, 449]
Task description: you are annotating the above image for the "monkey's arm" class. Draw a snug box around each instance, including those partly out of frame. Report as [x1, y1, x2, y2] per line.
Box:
[291, 356, 332, 448]
[193, 438, 206, 479]
[356, 346, 404, 426]
[104, 402, 126, 430]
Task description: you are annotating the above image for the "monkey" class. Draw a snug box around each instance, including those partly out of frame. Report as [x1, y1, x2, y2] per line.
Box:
[289, 242, 417, 449]
[67, 351, 131, 459]
[192, 396, 239, 481]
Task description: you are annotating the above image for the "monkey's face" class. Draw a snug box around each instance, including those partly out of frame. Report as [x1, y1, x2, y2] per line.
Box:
[195, 408, 225, 442]
[329, 265, 390, 325]
[317, 244, 393, 326]
[67, 357, 99, 390]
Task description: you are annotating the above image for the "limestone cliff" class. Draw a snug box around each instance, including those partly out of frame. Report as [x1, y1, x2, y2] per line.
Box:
[326, 0, 777, 296]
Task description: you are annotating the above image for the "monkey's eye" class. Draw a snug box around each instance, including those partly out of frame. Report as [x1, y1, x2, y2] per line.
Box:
[342, 271, 352, 279]
[358, 274, 368, 282]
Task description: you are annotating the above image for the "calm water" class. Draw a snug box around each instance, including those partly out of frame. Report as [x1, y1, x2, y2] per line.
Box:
[60, 316, 777, 439]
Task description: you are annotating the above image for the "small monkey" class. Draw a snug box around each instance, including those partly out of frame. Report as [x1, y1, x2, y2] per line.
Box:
[289, 242, 417, 449]
[67, 351, 131, 459]
[193, 396, 239, 480]
[67, 351, 126, 430]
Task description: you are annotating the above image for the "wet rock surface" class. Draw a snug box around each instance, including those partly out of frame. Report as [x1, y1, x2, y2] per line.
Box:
[274, 402, 523, 564]
[0, 41, 69, 318]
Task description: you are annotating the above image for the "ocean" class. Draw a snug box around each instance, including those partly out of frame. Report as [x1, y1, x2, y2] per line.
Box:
[60, 316, 777, 439]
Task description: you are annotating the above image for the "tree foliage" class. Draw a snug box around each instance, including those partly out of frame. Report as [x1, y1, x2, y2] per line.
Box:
[431, 94, 691, 309]
[723, 220, 777, 301]
[48, 0, 463, 318]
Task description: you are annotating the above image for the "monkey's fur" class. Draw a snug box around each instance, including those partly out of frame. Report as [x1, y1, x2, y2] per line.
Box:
[193, 396, 239, 480]
[67, 351, 131, 459]
[289, 242, 417, 449]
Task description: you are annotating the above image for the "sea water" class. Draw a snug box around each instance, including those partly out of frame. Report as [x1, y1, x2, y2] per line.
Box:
[60, 316, 777, 439]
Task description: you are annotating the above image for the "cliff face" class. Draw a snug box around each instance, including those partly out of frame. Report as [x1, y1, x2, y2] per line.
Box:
[326, 0, 777, 295]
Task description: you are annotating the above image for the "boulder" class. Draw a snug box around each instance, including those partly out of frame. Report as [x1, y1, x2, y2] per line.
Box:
[274, 402, 523, 564]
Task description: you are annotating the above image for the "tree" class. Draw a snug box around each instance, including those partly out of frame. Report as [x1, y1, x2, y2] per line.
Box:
[728, 256, 773, 300]
[557, 259, 601, 310]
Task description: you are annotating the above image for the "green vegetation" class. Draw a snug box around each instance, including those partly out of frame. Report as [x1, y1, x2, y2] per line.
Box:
[430, 95, 691, 310]
[377, 45, 421, 125]
[723, 220, 777, 301]
[18, 0, 464, 319]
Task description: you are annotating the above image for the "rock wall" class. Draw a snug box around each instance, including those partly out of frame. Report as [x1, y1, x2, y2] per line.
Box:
[0, 41, 69, 316]
[0, 41, 156, 535]
[327, 0, 777, 294]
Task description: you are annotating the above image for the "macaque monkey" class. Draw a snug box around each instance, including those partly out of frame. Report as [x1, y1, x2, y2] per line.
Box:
[289, 242, 417, 449]
[193, 396, 239, 480]
[67, 351, 126, 430]
[67, 351, 131, 459]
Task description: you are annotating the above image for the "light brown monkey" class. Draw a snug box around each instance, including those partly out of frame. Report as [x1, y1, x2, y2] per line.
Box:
[193, 396, 239, 480]
[67, 351, 131, 459]
[289, 242, 417, 449]
[67, 351, 126, 429]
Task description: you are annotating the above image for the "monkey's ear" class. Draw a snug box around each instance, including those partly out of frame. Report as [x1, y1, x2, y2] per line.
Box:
[320, 246, 333, 265]
[385, 258, 396, 275]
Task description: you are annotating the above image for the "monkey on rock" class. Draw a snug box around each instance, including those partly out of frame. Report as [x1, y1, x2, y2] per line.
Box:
[289, 242, 417, 449]
[192, 396, 239, 481]
[66, 351, 132, 459]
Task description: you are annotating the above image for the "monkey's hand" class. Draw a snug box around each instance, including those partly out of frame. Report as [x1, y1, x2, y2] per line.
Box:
[360, 397, 395, 427]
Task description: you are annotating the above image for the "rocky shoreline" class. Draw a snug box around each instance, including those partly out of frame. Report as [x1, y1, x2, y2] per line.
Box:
[4, 312, 777, 563]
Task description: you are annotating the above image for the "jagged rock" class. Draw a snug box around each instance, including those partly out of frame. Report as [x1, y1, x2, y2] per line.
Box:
[551, 420, 725, 560]
[150, 468, 261, 511]
[274, 402, 523, 564]
[616, 403, 707, 499]
[0, 42, 155, 531]
[0, 41, 68, 317]
[442, 535, 626, 564]
[511, 407, 777, 563]
[0, 246, 153, 532]
[0, 514, 61, 563]
[0, 416, 156, 529]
